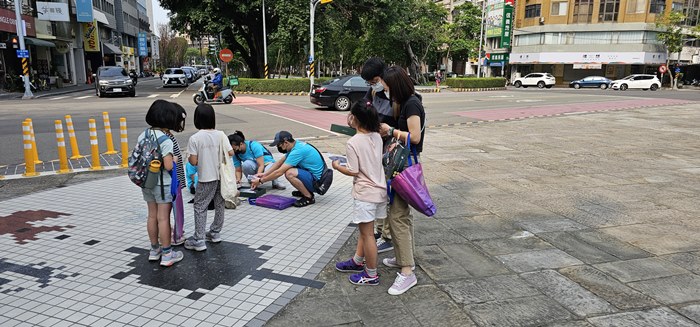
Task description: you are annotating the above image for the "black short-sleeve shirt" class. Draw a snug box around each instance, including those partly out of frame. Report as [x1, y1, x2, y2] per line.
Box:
[398, 95, 425, 153]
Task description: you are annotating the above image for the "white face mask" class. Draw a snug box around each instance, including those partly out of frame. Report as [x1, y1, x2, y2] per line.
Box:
[371, 83, 384, 93]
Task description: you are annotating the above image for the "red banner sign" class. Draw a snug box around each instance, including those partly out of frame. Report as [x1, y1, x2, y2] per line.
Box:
[0, 8, 36, 37]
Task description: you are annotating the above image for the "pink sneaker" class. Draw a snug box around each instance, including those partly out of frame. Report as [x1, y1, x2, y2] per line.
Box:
[388, 272, 417, 295]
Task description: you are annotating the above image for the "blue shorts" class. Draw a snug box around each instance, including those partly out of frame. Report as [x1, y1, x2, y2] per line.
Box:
[295, 168, 316, 194]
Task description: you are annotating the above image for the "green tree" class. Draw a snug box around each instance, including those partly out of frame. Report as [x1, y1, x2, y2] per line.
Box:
[656, 11, 686, 89]
[447, 2, 482, 63]
[185, 47, 203, 65]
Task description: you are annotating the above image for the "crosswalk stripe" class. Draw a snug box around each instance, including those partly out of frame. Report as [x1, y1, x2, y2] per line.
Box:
[50, 96, 68, 100]
[147, 94, 158, 98]
[75, 96, 91, 99]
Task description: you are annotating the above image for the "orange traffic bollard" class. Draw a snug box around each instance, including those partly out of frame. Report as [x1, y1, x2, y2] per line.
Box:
[88, 119, 102, 170]
[102, 112, 118, 155]
[54, 120, 71, 173]
[65, 115, 84, 159]
[119, 118, 129, 168]
[22, 121, 37, 177]
[25, 118, 42, 164]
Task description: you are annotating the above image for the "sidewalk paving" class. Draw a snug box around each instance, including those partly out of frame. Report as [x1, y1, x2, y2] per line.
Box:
[0, 84, 93, 100]
[0, 103, 699, 326]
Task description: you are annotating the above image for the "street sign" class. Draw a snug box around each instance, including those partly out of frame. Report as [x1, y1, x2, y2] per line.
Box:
[16, 49, 29, 58]
[308, 55, 313, 64]
[675, 67, 681, 73]
[219, 48, 233, 62]
[658, 65, 667, 74]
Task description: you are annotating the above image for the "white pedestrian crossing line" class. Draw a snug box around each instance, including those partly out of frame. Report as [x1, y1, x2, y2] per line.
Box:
[50, 96, 68, 100]
[75, 96, 91, 99]
[147, 94, 159, 98]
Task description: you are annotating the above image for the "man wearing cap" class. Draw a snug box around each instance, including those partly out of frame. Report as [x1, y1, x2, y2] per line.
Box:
[250, 131, 326, 207]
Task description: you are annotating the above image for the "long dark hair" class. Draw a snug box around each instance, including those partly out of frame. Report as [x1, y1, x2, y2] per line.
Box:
[350, 101, 380, 133]
[382, 66, 415, 118]
[228, 130, 245, 146]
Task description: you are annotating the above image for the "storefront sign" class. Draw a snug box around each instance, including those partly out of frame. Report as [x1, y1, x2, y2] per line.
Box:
[37, 2, 70, 22]
[488, 53, 510, 62]
[76, 0, 93, 23]
[55, 42, 69, 54]
[82, 20, 100, 52]
[0, 8, 36, 36]
[151, 36, 159, 59]
[501, 0, 514, 48]
[510, 52, 667, 64]
[485, 0, 503, 38]
[573, 64, 603, 69]
[138, 32, 148, 57]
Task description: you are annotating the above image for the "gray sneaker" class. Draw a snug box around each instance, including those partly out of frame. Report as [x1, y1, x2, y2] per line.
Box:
[184, 237, 207, 251]
[206, 231, 222, 243]
[160, 250, 184, 267]
[148, 247, 162, 261]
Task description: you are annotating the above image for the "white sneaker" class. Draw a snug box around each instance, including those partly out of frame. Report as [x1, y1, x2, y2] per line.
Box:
[160, 250, 184, 267]
[388, 272, 417, 295]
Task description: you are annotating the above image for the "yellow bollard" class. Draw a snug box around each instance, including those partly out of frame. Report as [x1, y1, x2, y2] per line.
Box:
[119, 118, 129, 168]
[54, 120, 71, 173]
[25, 118, 42, 164]
[22, 121, 38, 177]
[65, 115, 84, 159]
[102, 112, 118, 154]
[88, 119, 102, 170]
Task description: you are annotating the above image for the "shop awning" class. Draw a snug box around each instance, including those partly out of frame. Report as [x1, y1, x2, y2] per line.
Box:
[93, 9, 109, 25]
[102, 42, 122, 55]
[25, 37, 56, 48]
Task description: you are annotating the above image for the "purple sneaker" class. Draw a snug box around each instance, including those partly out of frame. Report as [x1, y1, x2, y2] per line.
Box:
[388, 272, 417, 295]
[335, 258, 364, 272]
[349, 270, 379, 286]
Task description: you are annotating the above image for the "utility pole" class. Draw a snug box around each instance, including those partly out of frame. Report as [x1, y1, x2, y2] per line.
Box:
[263, 0, 268, 79]
[309, 0, 332, 91]
[477, 0, 487, 78]
[14, 0, 32, 98]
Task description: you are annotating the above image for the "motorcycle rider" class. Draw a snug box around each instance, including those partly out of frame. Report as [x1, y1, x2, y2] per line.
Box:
[207, 68, 223, 99]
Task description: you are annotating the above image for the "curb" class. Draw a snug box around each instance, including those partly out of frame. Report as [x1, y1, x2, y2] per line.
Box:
[449, 87, 507, 92]
[237, 91, 308, 96]
[0, 86, 94, 99]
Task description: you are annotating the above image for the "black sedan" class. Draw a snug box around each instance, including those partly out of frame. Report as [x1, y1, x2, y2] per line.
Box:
[310, 75, 370, 111]
[569, 76, 612, 89]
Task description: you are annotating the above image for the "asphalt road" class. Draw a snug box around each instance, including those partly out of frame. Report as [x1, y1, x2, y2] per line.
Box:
[0, 79, 698, 167]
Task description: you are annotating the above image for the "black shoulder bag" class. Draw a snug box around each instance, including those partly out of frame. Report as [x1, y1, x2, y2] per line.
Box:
[307, 143, 333, 195]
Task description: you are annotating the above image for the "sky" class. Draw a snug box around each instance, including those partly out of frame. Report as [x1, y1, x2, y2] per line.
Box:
[152, 1, 170, 35]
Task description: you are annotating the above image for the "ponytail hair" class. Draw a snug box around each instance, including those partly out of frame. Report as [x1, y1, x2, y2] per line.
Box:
[228, 130, 245, 146]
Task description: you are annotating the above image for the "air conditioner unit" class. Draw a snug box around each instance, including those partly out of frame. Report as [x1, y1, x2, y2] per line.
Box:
[539, 17, 545, 24]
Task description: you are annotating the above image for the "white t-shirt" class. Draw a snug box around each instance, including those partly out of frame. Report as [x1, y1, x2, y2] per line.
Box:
[137, 129, 174, 186]
[187, 130, 232, 183]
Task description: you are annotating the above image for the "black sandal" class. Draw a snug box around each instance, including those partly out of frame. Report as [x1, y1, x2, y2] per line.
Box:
[293, 196, 315, 207]
[292, 191, 303, 197]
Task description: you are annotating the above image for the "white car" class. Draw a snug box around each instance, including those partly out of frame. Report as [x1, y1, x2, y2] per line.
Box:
[512, 73, 556, 89]
[610, 74, 660, 91]
[162, 68, 188, 87]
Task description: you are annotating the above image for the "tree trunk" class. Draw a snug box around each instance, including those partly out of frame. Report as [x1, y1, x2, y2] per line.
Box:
[405, 42, 425, 84]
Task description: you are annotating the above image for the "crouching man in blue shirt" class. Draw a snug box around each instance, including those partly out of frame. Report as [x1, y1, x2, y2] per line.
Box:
[250, 131, 325, 207]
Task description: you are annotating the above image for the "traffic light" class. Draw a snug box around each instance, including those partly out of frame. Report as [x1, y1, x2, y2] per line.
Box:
[208, 43, 217, 55]
[10, 35, 18, 49]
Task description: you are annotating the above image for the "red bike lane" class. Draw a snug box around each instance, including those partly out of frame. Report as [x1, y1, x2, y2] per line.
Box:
[234, 96, 347, 132]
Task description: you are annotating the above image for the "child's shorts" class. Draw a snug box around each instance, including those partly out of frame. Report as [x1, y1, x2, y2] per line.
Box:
[352, 199, 387, 224]
[142, 184, 173, 204]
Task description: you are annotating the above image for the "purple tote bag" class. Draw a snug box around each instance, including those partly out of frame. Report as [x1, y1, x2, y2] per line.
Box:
[390, 134, 437, 217]
[171, 163, 184, 242]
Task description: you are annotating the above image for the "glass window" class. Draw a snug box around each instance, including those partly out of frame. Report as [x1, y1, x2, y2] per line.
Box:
[649, 0, 665, 13]
[551, 1, 568, 15]
[627, 0, 647, 13]
[525, 4, 541, 18]
[574, 0, 594, 23]
[599, 0, 620, 22]
[574, 32, 613, 44]
[616, 31, 644, 43]
[544, 32, 564, 44]
[515, 33, 544, 46]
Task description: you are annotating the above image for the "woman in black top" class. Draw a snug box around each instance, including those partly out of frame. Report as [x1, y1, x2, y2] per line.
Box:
[378, 65, 425, 296]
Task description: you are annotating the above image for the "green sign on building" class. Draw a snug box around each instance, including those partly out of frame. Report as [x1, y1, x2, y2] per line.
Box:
[501, 0, 514, 48]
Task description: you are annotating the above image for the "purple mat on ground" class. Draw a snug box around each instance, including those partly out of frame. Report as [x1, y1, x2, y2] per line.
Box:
[255, 194, 297, 210]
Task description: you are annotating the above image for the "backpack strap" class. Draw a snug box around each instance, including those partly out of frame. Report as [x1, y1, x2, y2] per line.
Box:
[306, 143, 327, 179]
[153, 130, 170, 200]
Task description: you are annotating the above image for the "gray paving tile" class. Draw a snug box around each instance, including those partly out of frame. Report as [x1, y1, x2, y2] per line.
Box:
[496, 249, 584, 272]
[559, 265, 658, 310]
[440, 274, 539, 304]
[439, 243, 511, 278]
[466, 295, 574, 327]
[539, 231, 619, 264]
[521, 270, 617, 317]
[414, 245, 472, 281]
[473, 234, 554, 256]
[660, 252, 700, 274]
[594, 257, 689, 283]
[587, 307, 698, 327]
[628, 274, 700, 305]
[676, 304, 700, 324]
[518, 219, 588, 233]
[399, 285, 475, 326]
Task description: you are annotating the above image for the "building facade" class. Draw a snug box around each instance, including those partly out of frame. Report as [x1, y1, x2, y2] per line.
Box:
[510, 0, 700, 83]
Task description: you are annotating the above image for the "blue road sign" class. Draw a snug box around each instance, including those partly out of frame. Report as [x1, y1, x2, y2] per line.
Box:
[675, 67, 681, 73]
[308, 55, 313, 64]
[16, 49, 29, 58]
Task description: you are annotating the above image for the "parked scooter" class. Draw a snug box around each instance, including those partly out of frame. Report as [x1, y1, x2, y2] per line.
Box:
[129, 70, 138, 86]
[193, 76, 235, 104]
